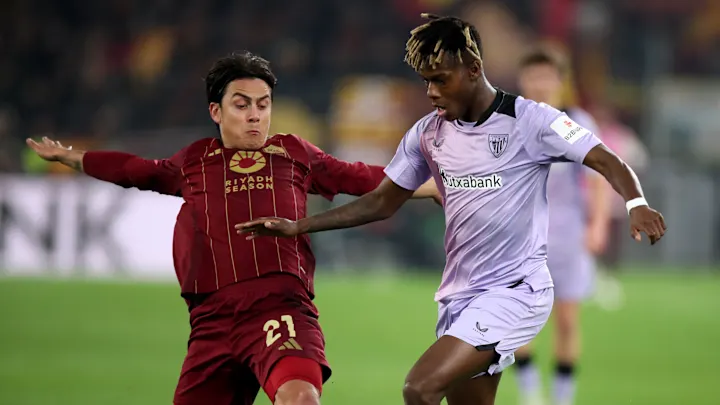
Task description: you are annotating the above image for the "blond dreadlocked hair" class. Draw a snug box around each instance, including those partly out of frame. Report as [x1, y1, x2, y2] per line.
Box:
[404, 13, 483, 72]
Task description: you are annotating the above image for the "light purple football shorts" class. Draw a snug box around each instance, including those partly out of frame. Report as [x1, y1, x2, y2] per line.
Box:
[548, 246, 596, 302]
[436, 282, 554, 376]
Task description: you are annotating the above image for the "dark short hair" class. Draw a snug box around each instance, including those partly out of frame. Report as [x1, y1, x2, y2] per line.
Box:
[205, 51, 278, 104]
[404, 13, 483, 72]
[518, 49, 567, 76]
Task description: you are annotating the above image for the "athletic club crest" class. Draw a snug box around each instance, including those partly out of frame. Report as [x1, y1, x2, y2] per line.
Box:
[488, 134, 509, 158]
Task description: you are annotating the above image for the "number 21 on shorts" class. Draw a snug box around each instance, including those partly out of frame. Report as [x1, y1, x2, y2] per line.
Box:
[263, 315, 297, 347]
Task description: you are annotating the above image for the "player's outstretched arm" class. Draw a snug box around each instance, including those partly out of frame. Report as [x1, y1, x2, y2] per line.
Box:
[583, 143, 666, 244]
[414, 179, 443, 206]
[26, 136, 183, 196]
[236, 177, 414, 239]
[301, 137, 438, 202]
[27, 137, 85, 171]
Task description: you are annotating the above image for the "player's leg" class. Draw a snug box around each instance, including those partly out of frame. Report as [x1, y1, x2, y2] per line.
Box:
[445, 373, 502, 405]
[594, 218, 625, 310]
[264, 356, 324, 405]
[229, 284, 331, 405]
[404, 284, 554, 405]
[548, 252, 593, 405]
[174, 297, 260, 405]
[552, 300, 580, 405]
[403, 335, 502, 405]
[514, 343, 545, 405]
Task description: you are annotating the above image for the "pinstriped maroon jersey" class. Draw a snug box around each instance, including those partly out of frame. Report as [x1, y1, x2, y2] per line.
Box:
[83, 134, 386, 297]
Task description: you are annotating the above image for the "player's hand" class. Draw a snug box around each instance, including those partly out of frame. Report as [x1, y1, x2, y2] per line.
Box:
[26, 136, 73, 161]
[629, 205, 666, 245]
[235, 217, 300, 240]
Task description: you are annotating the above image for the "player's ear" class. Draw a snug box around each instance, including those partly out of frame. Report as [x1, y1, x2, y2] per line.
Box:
[467, 59, 482, 81]
[209, 102, 221, 124]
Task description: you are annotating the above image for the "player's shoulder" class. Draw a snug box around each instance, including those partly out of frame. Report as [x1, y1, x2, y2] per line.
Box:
[514, 97, 566, 131]
[565, 107, 598, 132]
[515, 96, 562, 118]
[181, 137, 221, 159]
[409, 111, 442, 137]
[566, 106, 591, 120]
[268, 132, 315, 149]
[266, 133, 317, 158]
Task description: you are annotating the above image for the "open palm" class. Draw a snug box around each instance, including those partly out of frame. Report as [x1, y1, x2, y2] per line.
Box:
[26, 136, 72, 161]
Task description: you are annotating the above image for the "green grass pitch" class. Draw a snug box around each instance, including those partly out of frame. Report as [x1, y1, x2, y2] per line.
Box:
[1, 272, 719, 405]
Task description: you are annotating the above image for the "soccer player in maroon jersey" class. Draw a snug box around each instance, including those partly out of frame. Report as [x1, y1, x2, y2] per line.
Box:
[26, 51, 440, 405]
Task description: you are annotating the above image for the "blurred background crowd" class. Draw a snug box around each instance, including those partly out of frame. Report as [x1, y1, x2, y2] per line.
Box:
[1, 0, 719, 269]
[2, 2, 719, 404]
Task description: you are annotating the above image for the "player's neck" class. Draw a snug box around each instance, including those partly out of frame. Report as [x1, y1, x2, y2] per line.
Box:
[219, 134, 267, 150]
[462, 80, 497, 123]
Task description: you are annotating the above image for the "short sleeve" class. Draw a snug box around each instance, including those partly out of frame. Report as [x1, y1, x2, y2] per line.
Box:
[525, 103, 602, 165]
[384, 115, 433, 191]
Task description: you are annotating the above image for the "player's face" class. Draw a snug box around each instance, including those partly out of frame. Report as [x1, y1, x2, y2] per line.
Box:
[419, 61, 476, 122]
[209, 78, 272, 150]
[518, 63, 563, 105]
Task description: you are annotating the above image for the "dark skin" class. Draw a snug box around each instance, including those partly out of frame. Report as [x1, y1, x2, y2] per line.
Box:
[235, 54, 666, 405]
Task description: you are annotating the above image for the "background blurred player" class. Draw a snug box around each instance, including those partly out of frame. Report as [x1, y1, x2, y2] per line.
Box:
[26, 51, 438, 405]
[588, 103, 651, 310]
[513, 48, 612, 405]
[237, 14, 666, 405]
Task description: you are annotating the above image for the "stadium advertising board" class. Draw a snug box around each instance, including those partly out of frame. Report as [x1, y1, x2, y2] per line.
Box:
[0, 176, 181, 277]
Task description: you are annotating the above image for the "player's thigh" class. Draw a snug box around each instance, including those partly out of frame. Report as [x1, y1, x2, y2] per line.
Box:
[174, 334, 260, 405]
[446, 373, 503, 405]
[405, 335, 500, 395]
[230, 299, 331, 401]
[444, 284, 554, 375]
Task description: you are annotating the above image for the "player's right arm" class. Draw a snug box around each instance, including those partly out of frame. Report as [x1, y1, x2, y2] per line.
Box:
[26, 136, 184, 196]
[236, 116, 435, 238]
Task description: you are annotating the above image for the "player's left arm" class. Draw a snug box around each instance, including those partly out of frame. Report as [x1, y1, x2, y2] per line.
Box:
[531, 108, 666, 245]
[302, 139, 436, 200]
[582, 144, 665, 244]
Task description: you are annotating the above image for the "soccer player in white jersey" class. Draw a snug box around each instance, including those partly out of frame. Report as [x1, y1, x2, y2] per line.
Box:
[513, 49, 612, 405]
[237, 14, 666, 405]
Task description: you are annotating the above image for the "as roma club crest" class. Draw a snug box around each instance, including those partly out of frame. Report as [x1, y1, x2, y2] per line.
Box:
[488, 134, 509, 158]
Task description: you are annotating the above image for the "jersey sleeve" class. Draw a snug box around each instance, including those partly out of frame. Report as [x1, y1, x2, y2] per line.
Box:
[525, 103, 602, 165]
[383, 115, 433, 191]
[82, 149, 185, 196]
[302, 138, 386, 200]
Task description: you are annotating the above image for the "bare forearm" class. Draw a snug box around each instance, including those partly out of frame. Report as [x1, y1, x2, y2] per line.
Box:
[584, 145, 643, 203]
[602, 159, 643, 202]
[297, 192, 394, 234]
[58, 150, 87, 172]
[412, 179, 439, 199]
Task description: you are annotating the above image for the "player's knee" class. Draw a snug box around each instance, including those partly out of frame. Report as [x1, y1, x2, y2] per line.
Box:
[403, 378, 445, 404]
[274, 380, 320, 405]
